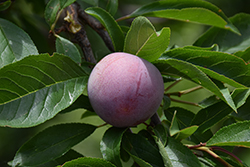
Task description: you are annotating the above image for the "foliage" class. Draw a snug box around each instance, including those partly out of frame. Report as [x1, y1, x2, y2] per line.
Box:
[1, 0, 250, 166]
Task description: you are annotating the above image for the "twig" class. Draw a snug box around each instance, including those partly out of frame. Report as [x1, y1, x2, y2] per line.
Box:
[78, 7, 115, 52]
[169, 97, 201, 107]
[193, 146, 233, 167]
[210, 146, 243, 165]
[168, 86, 203, 97]
[65, 3, 97, 64]
[164, 79, 182, 92]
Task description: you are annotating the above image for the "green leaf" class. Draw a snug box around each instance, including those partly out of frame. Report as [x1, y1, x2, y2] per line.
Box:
[160, 48, 250, 88]
[100, 127, 127, 167]
[79, 0, 98, 6]
[0, 18, 38, 68]
[85, 7, 124, 51]
[0, 53, 88, 128]
[154, 58, 237, 111]
[61, 157, 116, 167]
[153, 124, 168, 146]
[0, 0, 11, 11]
[156, 137, 202, 167]
[207, 120, 250, 148]
[45, 0, 76, 29]
[56, 36, 81, 64]
[11, 123, 96, 166]
[106, 0, 118, 16]
[23, 149, 83, 167]
[61, 95, 94, 114]
[235, 47, 250, 63]
[175, 125, 198, 141]
[192, 88, 250, 133]
[124, 16, 170, 62]
[169, 110, 179, 136]
[165, 107, 195, 129]
[124, 0, 239, 34]
[231, 93, 250, 121]
[122, 133, 164, 167]
[195, 13, 250, 54]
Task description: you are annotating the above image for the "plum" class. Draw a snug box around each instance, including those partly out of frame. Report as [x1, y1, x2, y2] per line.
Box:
[87, 52, 164, 127]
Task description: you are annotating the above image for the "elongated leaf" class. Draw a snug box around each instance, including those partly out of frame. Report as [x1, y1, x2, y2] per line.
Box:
[44, 0, 76, 28]
[16, 149, 83, 167]
[11, 123, 96, 166]
[62, 157, 116, 167]
[100, 127, 127, 167]
[207, 120, 250, 148]
[231, 92, 250, 121]
[160, 48, 250, 88]
[165, 107, 195, 129]
[85, 7, 124, 51]
[153, 124, 168, 146]
[56, 36, 81, 64]
[123, 0, 239, 34]
[154, 58, 237, 111]
[106, 0, 118, 16]
[175, 126, 198, 141]
[0, 18, 38, 68]
[0, 0, 11, 11]
[157, 137, 202, 167]
[0, 53, 88, 127]
[195, 13, 250, 54]
[235, 47, 250, 63]
[124, 16, 170, 62]
[192, 88, 250, 133]
[169, 110, 179, 136]
[122, 133, 164, 167]
[61, 95, 94, 114]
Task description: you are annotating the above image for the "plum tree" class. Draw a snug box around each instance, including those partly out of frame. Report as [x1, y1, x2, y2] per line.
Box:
[87, 52, 164, 127]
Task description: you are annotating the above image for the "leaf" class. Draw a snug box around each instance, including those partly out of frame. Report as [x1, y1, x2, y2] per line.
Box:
[0, 0, 11, 11]
[124, 16, 170, 62]
[175, 126, 199, 141]
[235, 47, 250, 63]
[79, 0, 98, 6]
[169, 110, 179, 136]
[206, 120, 250, 148]
[195, 13, 250, 54]
[25, 149, 83, 167]
[165, 107, 195, 129]
[61, 157, 116, 167]
[153, 124, 168, 146]
[156, 137, 202, 167]
[0, 53, 88, 128]
[0, 18, 39, 68]
[44, 0, 76, 29]
[122, 132, 164, 167]
[192, 88, 250, 133]
[123, 0, 239, 34]
[160, 48, 250, 88]
[154, 58, 237, 111]
[61, 94, 94, 114]
[11, 123, 96, 166]
[56, 36, 81, 64]
[100, 127, 127, 167]
[85, 7, 124, 51]
[231, 92, 250, 120]
[106, 0, 118, 16]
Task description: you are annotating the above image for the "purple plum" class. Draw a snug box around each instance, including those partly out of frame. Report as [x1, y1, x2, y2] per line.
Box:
[87, 52, 164, 127]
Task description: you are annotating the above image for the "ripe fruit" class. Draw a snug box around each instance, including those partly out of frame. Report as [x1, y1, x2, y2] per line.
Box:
[87, 52, 164, 127]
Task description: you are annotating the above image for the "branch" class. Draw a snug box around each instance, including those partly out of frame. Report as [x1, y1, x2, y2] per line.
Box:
[64, 3, 97, 64]
[77, 7, 115, 52]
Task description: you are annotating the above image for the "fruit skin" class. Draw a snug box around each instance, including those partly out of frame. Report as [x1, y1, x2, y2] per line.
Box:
[87, 52, 164, 127]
